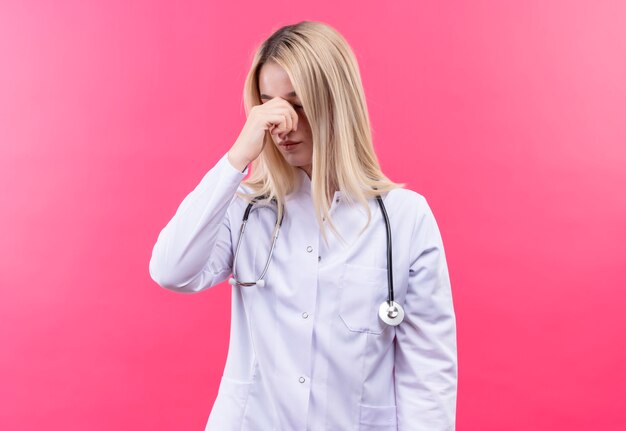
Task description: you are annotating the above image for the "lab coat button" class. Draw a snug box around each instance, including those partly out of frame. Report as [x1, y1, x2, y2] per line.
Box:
[302, 312, 309, 319]
[318, 255, 321, 262]
[299, 376, 306, 383]
[306, 246, 313, 253]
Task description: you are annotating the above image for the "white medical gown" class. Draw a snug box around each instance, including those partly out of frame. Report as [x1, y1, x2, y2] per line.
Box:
[149, 151, 458, 430]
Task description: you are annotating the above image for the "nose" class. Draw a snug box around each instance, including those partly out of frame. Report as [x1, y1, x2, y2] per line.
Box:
[277, 130, 293, 142]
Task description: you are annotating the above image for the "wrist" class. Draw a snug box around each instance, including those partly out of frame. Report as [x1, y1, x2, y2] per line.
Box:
[227, 150, 250, 173]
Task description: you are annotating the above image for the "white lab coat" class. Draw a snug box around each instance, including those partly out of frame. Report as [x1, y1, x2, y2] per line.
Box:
[149, 151, 458, 430]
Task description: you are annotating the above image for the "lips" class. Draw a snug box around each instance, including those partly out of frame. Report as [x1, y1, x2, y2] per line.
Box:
[280, 141, 302, 151]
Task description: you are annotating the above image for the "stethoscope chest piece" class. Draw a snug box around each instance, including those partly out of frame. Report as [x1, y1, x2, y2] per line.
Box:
[378, 301, 405, 326]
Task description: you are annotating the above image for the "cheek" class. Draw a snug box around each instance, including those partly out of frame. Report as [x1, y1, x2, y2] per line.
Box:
[299, 121, 312, 138]
[295, 111, 308, 126]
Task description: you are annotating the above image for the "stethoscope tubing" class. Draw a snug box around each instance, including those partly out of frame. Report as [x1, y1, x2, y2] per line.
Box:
[229, 191, 404, 325]
[230, 195, 283, 287]
[375, 194, 394, 304]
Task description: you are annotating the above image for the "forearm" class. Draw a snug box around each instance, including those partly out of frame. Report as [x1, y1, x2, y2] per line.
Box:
[149, 152, 248, 291]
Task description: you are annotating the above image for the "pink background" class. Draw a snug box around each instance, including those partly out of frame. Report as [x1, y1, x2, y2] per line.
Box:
[2, 1, 625, 430]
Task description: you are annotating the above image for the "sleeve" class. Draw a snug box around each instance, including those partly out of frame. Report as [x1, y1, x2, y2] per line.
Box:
[394, 195, 458, 430]
[148, 151, 249, 293]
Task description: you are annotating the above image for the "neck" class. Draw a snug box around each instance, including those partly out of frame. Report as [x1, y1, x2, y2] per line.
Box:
[299, 164, 312, 179]
[297, 166, 339, 197]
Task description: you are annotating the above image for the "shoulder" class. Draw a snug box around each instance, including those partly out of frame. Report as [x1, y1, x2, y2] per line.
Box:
[384, 187, 429, 216]
[384, 188, 449, 268]
[383, 187, 440, 238]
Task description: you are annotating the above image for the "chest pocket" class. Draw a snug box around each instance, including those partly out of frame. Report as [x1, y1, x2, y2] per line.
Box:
[338, 263, 390, 335]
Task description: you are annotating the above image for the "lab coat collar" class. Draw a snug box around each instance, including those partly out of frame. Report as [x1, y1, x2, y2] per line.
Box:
[295, 167, 344, 202]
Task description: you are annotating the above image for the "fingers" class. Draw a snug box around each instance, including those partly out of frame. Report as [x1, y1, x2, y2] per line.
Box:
[273, 111, 296, 135]
[283, 109, 293, 134]
[264, 97, 300, 136]
[268, 114, 289, 136]
[290, 106, 298, 132]
[282, 99, 298, 132]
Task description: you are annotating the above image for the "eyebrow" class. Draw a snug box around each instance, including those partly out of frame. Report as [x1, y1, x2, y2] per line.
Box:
[260, 91, 298, 100]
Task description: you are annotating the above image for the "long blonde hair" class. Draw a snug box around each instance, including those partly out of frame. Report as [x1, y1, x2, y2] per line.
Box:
[236, 20, 405, 246]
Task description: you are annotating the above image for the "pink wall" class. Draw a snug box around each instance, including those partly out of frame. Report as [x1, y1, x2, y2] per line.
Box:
[2, 1, 625, 430]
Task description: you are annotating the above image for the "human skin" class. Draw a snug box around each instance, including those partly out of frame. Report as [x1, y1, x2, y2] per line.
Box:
[258, 61, 313, 178]
[228, 60, 313, 178]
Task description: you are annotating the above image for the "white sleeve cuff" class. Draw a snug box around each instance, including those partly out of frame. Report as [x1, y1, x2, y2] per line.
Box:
[222, 152, 249, 176]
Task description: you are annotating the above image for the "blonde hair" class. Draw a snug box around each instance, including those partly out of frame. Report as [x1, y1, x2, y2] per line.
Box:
[236, 20, 406, 246]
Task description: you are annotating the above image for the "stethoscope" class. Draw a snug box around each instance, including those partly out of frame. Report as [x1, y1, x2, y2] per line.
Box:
[228, 191, 405, 326]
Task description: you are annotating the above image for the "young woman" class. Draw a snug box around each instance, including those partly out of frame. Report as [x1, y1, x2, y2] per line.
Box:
[149, 21, 458, 431]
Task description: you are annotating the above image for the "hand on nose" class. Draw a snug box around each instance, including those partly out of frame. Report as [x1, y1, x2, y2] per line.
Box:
[278, 132, 292, 143]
